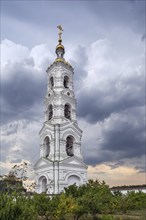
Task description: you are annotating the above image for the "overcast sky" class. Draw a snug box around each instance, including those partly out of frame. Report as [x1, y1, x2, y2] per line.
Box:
[1, 0, 145, 186]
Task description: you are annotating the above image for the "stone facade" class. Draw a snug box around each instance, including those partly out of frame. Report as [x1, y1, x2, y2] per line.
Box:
[34, 27, 87, 194]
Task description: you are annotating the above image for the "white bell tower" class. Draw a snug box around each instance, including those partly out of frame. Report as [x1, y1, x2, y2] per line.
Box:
[34, 26, 87, 194]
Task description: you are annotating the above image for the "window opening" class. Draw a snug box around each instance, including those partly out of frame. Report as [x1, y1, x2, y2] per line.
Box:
[48, 105, 53, 120]
[64, 76, 69, 88]
[44, 136, 50, 157]
[66, 136, 74, 156]
[50, 77, 54, 89]
[64, 104, 71, 119]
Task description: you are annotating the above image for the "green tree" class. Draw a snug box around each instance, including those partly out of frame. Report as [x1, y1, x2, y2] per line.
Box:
[126, 191, 146, 210]
[0, 172, 26, 194]
[82, 180, 113, 219]
[110, 190, 125, 214]
[64, 183, 79, 198]
[0, 192, 37, 220]
[33, 193, 59, 220]
[0, 162, 28, 194]
[56, 193, 77, 220]
[64, 184, 88, 220]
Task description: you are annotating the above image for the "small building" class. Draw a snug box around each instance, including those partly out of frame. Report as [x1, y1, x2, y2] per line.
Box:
[110, 185, 146, 194]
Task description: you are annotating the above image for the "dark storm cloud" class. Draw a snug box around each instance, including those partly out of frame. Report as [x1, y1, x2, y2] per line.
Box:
[135, 166, 145, 173]
[88, 0, 145, 35]
[100, 108, 145, 158]
[1, 61, 46, 124]
[77, 68, 145, 123]
[1, 0, 145, 182]
[84, 106, 145, 169]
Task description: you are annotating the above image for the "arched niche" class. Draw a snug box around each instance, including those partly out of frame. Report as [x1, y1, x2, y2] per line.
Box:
[48, 105, 53, 120]
[67, 175, 80, 186]
[50, 76, 54, 89]
[66, 135, 74, 156]
[38, 176, 47, 193]
[64, 103, 71, 119]
[63, 76, 69, 88]
[44, 136, 50, 157]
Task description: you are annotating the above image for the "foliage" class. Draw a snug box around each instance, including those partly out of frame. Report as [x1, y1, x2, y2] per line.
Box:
[0, 192, 37, 220]
[0, 178, 146, 220]
[33, 193, 59, 220]
[56, 193, 77, 220]
[100, 215, 115, 220]
[0, 172, 26, 193]
[0, 162, 29, 194]
[126, 191, 146, 210]
[82, 180, 113, 219]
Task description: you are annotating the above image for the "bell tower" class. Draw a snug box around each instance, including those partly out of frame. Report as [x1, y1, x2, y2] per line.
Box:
[34, 26, 87, 194]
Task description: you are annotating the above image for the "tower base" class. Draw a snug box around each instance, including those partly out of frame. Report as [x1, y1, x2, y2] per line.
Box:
[34, 156, 87, 194]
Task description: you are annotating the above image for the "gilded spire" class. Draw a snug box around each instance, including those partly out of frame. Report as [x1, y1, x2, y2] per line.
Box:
[48, 26, 73, 69]
[56, 25, 65, 58]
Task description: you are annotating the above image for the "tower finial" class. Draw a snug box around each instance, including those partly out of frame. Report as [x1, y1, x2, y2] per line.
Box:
[57, 25, 63, 43]
[56, 25, 65, 58]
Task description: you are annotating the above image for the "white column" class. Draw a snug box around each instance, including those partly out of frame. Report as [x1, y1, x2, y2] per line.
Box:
[54, 161, 59, 194]
[54, 124, 60, 194]
[55, 124, 60, 161]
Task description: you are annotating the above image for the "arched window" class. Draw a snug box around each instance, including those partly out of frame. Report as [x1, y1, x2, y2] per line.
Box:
[44, 136, 50, 157]
[50, 77, 54, 89]
[64, 104, 71, 119]
[48, 105, 53, 120]
[66, 135, 74, 156]
[64, 76, 69, 88]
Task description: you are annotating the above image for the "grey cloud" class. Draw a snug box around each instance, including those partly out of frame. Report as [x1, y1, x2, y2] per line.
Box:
[1, 61, 46, 124]
[68, 45, 88, 90]
[100, 108, 145, 158]
[9, 158, 22, 163]
[107, 161, 125, 170]
[1, 1, 92, 48]
[1, 0, 145, 179]
[88, 0, 145, 36]
[84, 106, 145, 170]
[4, 123, 18, 136]
[1, 120, 40, 174]
[141, 33, 146, 41]
[77, 69, 145, 123]
[135, 166, 146, 173]
[1, 139, 14, 163]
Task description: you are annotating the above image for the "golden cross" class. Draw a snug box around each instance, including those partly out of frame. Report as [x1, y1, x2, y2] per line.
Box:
[57, 25, 63, 40]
